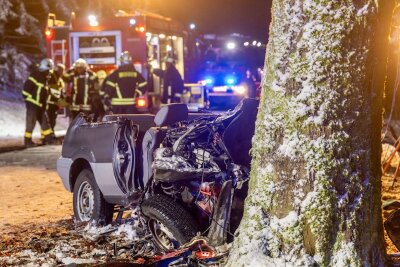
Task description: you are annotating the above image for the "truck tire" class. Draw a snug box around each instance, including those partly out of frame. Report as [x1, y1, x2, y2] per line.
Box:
[73, 169, 114, 225]
[141, 195, 200, 251]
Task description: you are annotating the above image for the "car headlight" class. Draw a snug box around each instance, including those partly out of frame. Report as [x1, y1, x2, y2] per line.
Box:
[232, 85, 247, 95]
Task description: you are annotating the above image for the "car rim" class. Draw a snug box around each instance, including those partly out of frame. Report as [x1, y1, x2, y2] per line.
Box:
[148, 219, 179, 251]
[77, 181, 94, 221]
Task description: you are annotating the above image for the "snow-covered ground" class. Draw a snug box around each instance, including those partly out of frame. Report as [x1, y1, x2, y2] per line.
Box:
[0, 93, 69, 149]
[1, 220, 142, 266]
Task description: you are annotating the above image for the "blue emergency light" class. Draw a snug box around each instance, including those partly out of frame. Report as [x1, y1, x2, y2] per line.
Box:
[205, 78, 214, 85]
[226, 77, 236, 85]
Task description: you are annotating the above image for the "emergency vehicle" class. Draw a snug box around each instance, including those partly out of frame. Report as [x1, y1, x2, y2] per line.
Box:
[45, 10, 206, 112]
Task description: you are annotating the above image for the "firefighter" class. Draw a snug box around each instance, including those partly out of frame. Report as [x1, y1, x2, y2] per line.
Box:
[244, 69, 257, 98]
[155, 57, 184, 104]
[22, 58, 57, 147]
[102, 51, 147, 114]
[46, 63, 65, 132]
[63, 58, 99, 120]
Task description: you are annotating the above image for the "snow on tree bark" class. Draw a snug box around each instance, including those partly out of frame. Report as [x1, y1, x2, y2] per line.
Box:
[227, 1, 393, 266]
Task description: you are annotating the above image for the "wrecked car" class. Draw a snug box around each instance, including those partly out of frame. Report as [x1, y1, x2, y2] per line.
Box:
[57, 98, 258, 251]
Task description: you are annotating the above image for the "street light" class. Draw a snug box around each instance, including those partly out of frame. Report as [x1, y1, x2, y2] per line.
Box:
[244, 42, 249, 47]
[226, 42, 236, 50]
[257, 42, 262, 47]
[189, 23, 196, 30]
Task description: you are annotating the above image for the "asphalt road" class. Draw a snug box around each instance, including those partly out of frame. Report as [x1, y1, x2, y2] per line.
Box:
[0, 145, 158, 266]
[0, 144, 71, 230]
[0, 144, 62, 170]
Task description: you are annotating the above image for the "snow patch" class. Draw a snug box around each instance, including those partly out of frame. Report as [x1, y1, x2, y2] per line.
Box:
[0, 96, 68, 147]
[115, 223, 138, 240]
[62, 257, 97, 265]
[331, 241, 360, 267]
[270, 211, 298, 231]
[357, 4, 370, 16]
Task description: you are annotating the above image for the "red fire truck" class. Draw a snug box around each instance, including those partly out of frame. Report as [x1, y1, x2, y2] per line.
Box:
[46, 10, 204, 112]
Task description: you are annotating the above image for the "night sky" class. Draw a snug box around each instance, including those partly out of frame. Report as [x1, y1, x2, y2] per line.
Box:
[81, 0, 272, 42]
[148, 0, 272, 41]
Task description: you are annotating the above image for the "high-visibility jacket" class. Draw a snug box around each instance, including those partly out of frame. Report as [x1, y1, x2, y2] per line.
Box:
[102, 65, 147, 106]
[47, 72, 65, 106]
[22, 70, 50, 108]
[63, 69, 98, 111]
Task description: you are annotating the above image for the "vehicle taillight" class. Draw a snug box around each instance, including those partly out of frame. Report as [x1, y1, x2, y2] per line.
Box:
[45, 29, 53, 39]
[136, 26, 145, 33]
[136, 96, 148, 109]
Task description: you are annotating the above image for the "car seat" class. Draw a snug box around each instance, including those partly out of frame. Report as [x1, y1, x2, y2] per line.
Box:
[141, 104, 188, 188]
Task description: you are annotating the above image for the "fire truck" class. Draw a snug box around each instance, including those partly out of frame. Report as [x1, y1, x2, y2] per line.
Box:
[46, 10, 206, 112]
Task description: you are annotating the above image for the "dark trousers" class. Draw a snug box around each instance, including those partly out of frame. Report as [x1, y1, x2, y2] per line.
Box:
[25, 102, 52, 139]
[112, 105, 138, 114]
[47, 104, 58, 131]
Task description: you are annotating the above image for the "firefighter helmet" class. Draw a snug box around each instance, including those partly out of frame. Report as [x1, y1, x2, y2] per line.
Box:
[73, 58, 88, 70]
[38, 58, 54, 72]
[120, 51, 132, 65]
[56, 63, 65, 71]
[55, 63, 65, 76]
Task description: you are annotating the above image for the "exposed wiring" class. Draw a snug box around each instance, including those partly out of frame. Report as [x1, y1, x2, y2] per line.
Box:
[194, 128, 213, 204]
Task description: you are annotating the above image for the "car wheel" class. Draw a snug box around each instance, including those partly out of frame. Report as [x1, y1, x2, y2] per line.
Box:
[141, 194, 200, 251]
[73, 168, 114, 225]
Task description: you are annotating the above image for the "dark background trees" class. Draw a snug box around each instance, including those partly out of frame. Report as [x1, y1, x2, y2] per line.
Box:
[0, 0, 76, 94]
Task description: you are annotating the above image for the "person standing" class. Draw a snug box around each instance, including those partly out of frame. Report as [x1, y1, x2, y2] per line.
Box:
[22, 58, 56, 147]
[156, 57, 184, 104]
[102, 51, 147, 114]
[63, 58, 99, 120]
[244, 69, 257, 98]
[46, 63, 65, 132]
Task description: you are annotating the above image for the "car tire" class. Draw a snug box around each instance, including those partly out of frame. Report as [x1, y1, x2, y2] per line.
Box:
[141, 194, 200, 251]
[73, 168, 114, 225]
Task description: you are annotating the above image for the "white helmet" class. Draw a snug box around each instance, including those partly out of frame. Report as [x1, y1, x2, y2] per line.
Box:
[120, 51, 132, 65]
[73, 58, 88, 70]
[38, 58, 54, 72]
[56, 63, 66, 72]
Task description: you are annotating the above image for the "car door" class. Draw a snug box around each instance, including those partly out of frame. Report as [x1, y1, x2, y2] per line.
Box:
[112, 120, 138, 194]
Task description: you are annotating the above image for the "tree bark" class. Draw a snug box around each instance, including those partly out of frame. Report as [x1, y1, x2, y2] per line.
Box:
[227, 1, 394, 266]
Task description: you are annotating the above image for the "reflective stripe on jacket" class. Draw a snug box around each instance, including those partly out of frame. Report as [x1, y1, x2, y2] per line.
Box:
[102, 65, 147, 106]
[22, 70, 50, 107]
[63, 69, 98, 106]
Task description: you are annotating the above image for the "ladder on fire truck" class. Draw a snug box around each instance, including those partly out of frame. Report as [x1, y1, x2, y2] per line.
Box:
[50, 40, 67, 66]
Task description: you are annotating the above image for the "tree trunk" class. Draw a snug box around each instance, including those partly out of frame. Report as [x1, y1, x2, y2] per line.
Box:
[227, 1, 394, 266]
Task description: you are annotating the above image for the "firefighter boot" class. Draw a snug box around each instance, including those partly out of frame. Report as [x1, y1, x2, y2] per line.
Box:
[24, 137, 37, 148]
[43, 133, 59, 145]
[40, 130, 45, 145]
